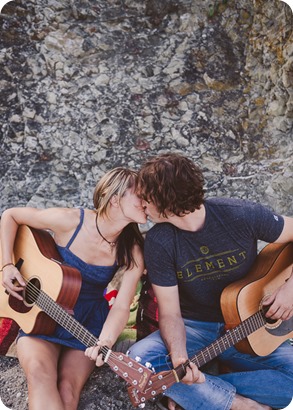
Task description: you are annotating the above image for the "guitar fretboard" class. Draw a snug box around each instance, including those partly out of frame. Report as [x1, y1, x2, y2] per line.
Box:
[37, 289, 97, 347]
[177, 311, 266, 379]
[25, 280, 103, 350]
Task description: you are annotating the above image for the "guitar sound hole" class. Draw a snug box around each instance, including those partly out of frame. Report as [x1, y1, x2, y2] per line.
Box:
[261, 304, 278, 326]
[24, 277, 41, 306]
[265, 317, 278, 325]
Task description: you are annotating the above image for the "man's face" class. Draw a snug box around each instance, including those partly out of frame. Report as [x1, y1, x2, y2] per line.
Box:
[141, 199, 169, 223]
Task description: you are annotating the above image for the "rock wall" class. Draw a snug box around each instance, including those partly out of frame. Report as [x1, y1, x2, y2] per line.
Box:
[0, 0, 292, 216]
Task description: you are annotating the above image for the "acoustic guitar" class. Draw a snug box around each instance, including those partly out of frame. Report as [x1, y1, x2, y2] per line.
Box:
[128, 241, 293, 406]
[0, 224, 152, 392]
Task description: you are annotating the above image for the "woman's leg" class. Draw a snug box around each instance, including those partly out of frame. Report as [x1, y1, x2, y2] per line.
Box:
[17, 336, 63, 410]
[57, 347, 95, 410]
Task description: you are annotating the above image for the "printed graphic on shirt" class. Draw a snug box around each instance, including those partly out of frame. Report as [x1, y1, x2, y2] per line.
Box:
[177, 246, 247, 282]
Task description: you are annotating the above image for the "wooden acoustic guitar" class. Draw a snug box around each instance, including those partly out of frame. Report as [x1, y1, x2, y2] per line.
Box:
[0, 224, 152, 392]
[128, 241, 293, 406]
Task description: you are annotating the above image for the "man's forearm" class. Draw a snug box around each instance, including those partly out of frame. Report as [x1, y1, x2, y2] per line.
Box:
[160, 314, 188, 367]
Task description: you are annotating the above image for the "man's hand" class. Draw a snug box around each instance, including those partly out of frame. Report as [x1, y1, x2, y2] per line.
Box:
[176, 359, 205, 385]
[263, 277, 293, 321]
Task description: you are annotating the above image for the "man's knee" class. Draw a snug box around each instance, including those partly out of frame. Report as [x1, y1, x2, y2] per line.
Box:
[128, 339, 147, 361]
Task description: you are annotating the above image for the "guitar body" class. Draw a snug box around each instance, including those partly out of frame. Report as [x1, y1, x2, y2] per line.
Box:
[0, 225, 81, 335]
[221, 242, 293, 356]
[0, 226, 154, 390]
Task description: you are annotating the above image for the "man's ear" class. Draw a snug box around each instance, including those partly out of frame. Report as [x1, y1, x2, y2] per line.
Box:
[110, 194, 119, 207]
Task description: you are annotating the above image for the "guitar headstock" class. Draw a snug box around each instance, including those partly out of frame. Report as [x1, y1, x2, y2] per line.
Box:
[128, 369, 177, 407]
[105, 350, 153, 391]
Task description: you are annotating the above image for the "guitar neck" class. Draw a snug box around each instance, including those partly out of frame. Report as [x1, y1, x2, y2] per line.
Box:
[34, 285, 98, 348]
[177, 311, 265, 378]
[128, 311, 268, 407]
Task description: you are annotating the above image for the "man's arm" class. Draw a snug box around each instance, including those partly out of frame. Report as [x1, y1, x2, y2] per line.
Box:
[153, 284, 205, 384]
[264, 215, 293, 320]
[274, 216, 293, 244]
[153, 284, 187, 365]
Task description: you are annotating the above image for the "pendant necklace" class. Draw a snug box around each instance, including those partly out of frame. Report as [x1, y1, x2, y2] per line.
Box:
[95, 214, 117, 248]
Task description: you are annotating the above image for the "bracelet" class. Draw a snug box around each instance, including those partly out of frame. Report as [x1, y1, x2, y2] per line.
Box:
[0, 263, 15, 272]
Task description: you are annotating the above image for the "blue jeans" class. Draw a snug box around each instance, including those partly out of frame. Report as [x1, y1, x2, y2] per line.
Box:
[128, 319, 293, 410]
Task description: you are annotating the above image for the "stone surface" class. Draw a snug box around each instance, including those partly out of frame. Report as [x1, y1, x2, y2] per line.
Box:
[0, 0, 292, 215]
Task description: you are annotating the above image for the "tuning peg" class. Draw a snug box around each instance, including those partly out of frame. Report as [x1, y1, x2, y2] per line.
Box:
[145, 362, 155, 372]
[135, 356, 142, 362]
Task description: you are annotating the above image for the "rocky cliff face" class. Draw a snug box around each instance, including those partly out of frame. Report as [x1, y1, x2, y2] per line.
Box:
[0, 0, 292, 216]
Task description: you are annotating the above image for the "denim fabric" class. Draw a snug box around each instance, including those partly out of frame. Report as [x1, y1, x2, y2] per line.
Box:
[128, 318, 293, 409]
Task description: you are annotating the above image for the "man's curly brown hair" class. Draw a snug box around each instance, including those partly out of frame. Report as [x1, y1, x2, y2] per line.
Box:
[137, 153, 205, 217]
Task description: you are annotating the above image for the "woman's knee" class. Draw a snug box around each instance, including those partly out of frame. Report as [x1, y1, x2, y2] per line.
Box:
[23, 358, 57, 385]
[58, 377, 80, 408]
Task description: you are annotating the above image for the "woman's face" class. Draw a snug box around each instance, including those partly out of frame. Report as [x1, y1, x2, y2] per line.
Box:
[119, 188, 147, 224]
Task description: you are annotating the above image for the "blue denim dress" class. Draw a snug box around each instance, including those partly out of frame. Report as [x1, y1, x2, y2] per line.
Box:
[18, 208, 118, 351]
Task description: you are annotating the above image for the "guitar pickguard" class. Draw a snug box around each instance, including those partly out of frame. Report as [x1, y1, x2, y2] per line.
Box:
[9, 293, 31, 314]
[260, 295, 293, 337]
[265, 316, 293, 337]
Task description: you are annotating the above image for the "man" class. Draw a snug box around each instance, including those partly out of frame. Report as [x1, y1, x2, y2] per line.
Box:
[129, 152, 293, 410]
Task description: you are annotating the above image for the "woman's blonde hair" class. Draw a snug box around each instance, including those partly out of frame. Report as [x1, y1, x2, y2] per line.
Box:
[93, 167, 138, 217]
[93, 167, 143, 269]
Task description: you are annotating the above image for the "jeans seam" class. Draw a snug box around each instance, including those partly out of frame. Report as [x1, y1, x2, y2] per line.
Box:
[208, 378, 236, 409]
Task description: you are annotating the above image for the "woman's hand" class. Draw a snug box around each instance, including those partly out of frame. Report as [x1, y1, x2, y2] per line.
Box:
[1, 264, 26, 300]
[85, 339, 112, 367]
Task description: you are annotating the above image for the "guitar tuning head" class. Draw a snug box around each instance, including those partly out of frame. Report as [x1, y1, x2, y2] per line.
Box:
[144, 361, 156, 373]
[138, 404, 146, 408]
[135, 356, 142, 362]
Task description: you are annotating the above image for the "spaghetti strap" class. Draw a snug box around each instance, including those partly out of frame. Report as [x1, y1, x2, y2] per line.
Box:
[66, 208, 84, 249]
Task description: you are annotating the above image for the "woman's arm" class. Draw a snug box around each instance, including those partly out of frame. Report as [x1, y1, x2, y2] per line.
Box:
[85, 244, 145, 364]
[0, 207, 78, 299]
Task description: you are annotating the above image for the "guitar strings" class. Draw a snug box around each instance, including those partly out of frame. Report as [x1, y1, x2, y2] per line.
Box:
[22, 278, 138, 376]
[185, 311, 265, 371]
[15, 275, 147, 386]
[19, 276, 98, 346]
[131, 311, 268, 404]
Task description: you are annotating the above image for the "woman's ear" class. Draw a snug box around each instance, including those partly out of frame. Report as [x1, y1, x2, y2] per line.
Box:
[110, 194, 119, 207]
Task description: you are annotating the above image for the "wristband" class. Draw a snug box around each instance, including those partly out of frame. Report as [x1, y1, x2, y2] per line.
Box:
[0, 263, 15, 272]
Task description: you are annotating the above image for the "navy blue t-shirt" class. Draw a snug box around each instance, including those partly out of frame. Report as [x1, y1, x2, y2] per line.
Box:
[144, 198, 284, 322]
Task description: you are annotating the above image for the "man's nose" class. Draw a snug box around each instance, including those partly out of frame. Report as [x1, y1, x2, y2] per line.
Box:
[141, 199, 148, 207]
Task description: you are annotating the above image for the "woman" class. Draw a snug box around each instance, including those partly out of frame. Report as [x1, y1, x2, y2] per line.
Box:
[0, 167, 147, 410]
